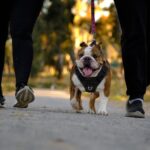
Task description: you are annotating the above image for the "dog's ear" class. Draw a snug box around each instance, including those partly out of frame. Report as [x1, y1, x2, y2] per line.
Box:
[80, 42, 88, 47]
[90, 40, 96, 47]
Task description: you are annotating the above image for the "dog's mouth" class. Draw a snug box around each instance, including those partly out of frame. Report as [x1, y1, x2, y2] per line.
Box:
[80, 67, 96, 77]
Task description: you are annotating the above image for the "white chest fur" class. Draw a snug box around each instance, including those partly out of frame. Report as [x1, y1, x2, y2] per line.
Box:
[72, 74, 85, 91]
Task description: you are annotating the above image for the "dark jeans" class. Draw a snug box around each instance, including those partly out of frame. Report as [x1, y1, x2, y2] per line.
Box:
[114, 0, 149, 98]
[0, 0, 44, 95]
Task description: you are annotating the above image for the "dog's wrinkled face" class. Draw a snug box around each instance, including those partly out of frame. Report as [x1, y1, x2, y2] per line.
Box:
[76, 41, 106, 77]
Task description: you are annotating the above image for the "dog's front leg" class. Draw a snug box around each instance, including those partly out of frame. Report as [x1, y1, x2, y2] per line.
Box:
[97, 91, 108, 116]
[70, 84, 83, 112]
[89, 92, 99, 114]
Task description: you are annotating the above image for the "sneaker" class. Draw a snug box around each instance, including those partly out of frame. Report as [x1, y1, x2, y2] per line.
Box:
[0, 95, 5, 107]
[125, 98, 145, 118]
[14, 85, 35, 108]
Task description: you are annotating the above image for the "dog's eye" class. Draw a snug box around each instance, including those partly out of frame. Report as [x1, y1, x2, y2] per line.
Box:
[79, 54, 83, 58]
[93, 54, 97, 59]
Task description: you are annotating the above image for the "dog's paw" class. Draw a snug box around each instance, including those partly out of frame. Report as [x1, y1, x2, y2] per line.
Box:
[88, 109, 96, 114]
[70, 99, 83, 111]
[76, 109, 84, 113]
[97, 109, 108, 116]
[70, 99, 79, 109]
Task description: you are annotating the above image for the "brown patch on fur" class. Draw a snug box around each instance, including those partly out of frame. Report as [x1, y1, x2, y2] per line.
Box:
[89, 92, 99, 113]
[91, 44, 106, 64]
[104, 70, 111, 97]
[70, 66, 83, 110]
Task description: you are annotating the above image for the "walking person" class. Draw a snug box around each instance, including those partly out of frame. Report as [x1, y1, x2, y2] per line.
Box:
[114, 0, 149, 118]
[0, 0, 44, 107]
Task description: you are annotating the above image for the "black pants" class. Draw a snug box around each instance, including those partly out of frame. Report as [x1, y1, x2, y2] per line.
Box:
[114, 0, 149, 98]
[0, 0, 44, 95]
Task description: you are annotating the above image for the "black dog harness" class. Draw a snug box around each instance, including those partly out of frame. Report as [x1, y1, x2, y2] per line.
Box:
[75, 63, 109, 92]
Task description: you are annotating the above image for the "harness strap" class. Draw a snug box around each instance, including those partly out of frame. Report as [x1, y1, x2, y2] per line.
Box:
[91, 0, 96, 38]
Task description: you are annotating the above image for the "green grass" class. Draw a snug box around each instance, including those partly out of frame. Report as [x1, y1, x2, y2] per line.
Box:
[2, 74, 150, 101]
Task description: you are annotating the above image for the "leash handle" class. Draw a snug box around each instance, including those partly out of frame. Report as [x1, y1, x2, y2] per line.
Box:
[91, 0, 96, 39]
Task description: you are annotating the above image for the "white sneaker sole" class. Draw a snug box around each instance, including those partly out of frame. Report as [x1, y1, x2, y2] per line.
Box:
[125, 111, 145, 118]
[15, 86, 35, 108]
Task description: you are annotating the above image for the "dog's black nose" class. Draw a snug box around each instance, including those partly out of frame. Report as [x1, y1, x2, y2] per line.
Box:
[83, 57, 91, 66]
[84, 57, 91, 62]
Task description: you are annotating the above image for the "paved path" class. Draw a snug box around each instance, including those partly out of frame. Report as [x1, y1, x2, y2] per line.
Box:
[0, 89, 150, 150]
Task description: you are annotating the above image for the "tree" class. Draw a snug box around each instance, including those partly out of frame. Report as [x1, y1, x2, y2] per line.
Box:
[32, 0, 75, 78]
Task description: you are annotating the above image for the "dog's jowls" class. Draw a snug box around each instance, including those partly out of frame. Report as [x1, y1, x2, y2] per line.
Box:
[70, 41, 111, 115]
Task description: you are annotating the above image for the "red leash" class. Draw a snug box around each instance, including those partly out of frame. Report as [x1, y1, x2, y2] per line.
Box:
[91, 0, 96, 39]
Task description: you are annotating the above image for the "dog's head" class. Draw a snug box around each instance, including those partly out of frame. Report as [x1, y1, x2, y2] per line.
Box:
[76, 40, 106, 77]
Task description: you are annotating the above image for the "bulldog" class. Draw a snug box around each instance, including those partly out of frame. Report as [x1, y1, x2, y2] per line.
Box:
[70, 40, 111, 115]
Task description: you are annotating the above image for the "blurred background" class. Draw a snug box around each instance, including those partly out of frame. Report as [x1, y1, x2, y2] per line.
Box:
[2, 0, 150, 101]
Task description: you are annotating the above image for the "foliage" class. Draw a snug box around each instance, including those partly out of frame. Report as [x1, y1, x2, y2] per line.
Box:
[32, 0, 75, 78]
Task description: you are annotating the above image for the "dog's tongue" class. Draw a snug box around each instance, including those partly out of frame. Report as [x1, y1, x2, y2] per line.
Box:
[83, 67, 93, 77]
